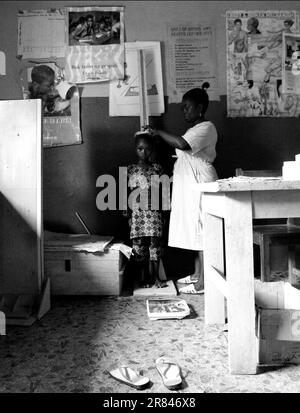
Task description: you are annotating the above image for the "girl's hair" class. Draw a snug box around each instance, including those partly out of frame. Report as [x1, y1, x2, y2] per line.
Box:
[134, 132, 153, 147]
[182, 82, 210, 114]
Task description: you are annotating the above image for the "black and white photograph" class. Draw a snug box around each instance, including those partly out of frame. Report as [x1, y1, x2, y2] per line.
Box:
[3, 0, 300, 401]
[64, 6, 125, 83]
[68, 10, 121, 46]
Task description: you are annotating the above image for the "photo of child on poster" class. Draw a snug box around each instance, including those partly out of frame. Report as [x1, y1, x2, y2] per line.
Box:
[21, 63, 82, 147]
[28, 64, 71, 116]
[64, 6, 124, 84]
[68, 10, 121, 46]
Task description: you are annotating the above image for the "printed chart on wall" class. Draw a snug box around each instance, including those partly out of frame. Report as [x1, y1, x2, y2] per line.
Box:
[166, 22, 219, 103]
[20, 63, 82, 147]
[109, 42, 165, 117]
[64, 6, 125, 83]
[226, 10, 299, 117]
[17, 9, 66, 59]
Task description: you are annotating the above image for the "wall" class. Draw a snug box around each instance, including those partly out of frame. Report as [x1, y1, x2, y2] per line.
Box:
[1, 1, 300, 275]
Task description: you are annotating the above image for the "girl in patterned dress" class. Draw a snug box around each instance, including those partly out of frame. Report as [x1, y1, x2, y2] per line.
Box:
[124, 133, 167, 288]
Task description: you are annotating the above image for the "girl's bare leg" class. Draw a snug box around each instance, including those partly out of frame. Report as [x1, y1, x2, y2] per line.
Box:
[149, 260, 167, 288]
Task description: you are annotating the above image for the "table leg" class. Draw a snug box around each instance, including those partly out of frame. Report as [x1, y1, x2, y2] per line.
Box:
[261, 237, 271, 281]
[203, 212, 226, 324]
[224, 192, 257, 374]
[288, 245, 296, 284]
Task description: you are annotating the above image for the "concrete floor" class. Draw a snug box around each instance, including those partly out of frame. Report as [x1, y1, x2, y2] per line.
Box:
[1, 289, 300, 393]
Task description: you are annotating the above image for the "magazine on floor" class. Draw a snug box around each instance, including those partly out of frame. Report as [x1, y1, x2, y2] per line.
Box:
[146, 298, 190, 320]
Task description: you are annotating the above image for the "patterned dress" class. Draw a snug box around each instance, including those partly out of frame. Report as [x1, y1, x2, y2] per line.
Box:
[127, 163, 163, 239]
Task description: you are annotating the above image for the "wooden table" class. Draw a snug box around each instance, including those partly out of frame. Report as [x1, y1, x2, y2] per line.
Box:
[198, 177, 300, 374]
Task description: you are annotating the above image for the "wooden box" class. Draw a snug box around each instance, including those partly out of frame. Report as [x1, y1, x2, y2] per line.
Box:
[44, 233, 126, 296]
[255, 280, 300, 365]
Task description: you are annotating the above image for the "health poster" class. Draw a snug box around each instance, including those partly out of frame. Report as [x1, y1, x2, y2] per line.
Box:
[20, 63, 82, 147]
[64, 6, 125, 83]
[166, 22, 219, 103]
[226, 10, 299, 117]
[282, 33, 300, 96]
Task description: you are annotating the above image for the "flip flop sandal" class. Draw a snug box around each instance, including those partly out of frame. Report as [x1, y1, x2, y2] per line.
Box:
[177, 275, 199, 284]
[179, 284, 204, 295]
[155, 357, 182, 390]
[109, 366, 150, 390]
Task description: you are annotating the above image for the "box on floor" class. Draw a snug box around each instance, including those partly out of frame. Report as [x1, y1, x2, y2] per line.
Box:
[44, 231, 128, 296]
[255, 280, 300, 365]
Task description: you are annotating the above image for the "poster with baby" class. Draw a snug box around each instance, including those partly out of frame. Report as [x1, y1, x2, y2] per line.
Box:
[226, 10, 299, 117]
[20, 62, 82, 147]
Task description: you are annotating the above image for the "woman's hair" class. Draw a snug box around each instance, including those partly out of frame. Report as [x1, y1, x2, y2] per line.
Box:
[182, 82, 210, 114]
[134, 132, 153, 148]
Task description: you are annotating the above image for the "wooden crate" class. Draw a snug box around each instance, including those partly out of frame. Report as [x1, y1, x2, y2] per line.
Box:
[255, 280, 300, 365]
[44, 234, 126, 295]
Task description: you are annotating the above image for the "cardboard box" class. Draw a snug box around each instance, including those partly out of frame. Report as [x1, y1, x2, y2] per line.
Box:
[44, 232, 127, 296]
[255, 280, 300, 365]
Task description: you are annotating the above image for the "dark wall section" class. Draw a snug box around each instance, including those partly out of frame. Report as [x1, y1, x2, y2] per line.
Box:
[213, 97, 300, 178]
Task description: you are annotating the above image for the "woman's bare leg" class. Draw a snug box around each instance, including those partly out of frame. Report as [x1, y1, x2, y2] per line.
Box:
[192, 250, 204, 290]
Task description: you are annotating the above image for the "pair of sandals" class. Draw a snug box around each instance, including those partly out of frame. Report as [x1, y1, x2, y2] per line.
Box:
[177, 275, 204, 295]
[109, 357, 182, 390]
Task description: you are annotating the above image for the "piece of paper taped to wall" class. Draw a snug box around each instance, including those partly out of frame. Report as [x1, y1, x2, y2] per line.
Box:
[0, 51, 6, 75]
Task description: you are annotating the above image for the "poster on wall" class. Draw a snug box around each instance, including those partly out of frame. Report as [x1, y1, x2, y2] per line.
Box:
[64, 6, 125, 83]
[109, 42, 165, 117]
[226, 10, 299, 117]
[166, 22, 219, 103]
[20, 63, 82, 147]
[282, 33, 300, 95]
[17, 9, 66, 59]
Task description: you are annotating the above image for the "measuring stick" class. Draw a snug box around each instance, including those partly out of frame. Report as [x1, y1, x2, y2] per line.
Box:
[137, 48, 150, 130]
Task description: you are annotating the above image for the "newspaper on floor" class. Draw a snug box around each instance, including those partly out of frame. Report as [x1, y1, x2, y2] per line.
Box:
[146, 298, 190, 320]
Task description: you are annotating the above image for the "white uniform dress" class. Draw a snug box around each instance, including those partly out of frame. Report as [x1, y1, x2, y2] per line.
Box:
[168, 121, 218, 251]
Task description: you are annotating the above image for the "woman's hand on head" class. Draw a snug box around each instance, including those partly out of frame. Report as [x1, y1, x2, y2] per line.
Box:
[143, 125, 157, 137]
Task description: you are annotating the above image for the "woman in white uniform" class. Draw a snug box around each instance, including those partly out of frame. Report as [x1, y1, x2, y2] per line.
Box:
[146, 83, 218, 294]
